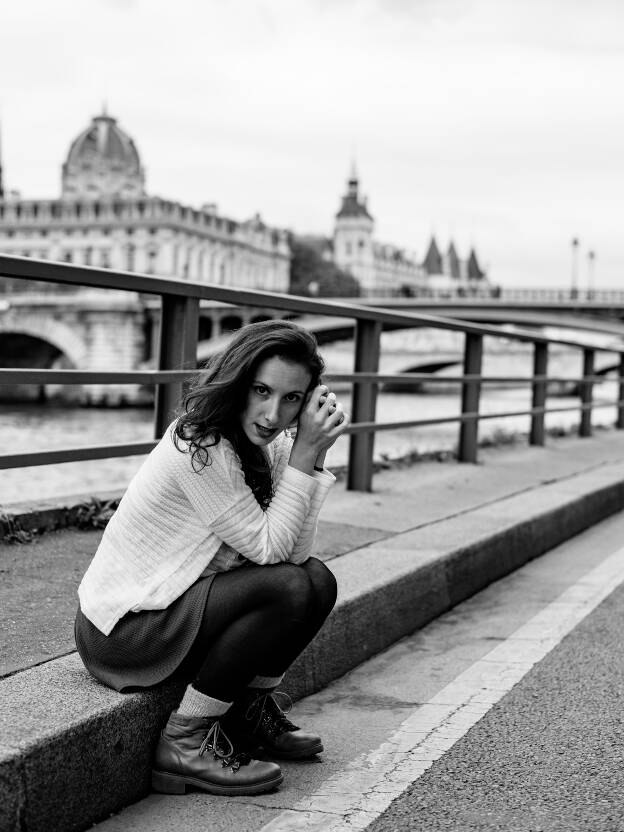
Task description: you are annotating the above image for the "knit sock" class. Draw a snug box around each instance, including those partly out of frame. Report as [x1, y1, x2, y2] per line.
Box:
[176, 684, 232, 718]
[248, 674, 284, 691]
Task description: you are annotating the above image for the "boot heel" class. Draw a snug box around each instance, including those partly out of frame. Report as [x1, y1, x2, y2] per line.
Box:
[151, 769, 186, 794]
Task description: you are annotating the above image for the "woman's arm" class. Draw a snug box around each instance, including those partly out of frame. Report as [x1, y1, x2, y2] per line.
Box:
[175, 438, 318, 566]
[270, 432, 334, 564]
[273, 388, 348, 564]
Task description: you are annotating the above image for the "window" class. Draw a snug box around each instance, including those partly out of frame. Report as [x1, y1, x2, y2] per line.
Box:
[147, 247, 158, 275]
[126, 244, 135, 271]
[62, 250, 73, 263]
[345, 242, 352, 256]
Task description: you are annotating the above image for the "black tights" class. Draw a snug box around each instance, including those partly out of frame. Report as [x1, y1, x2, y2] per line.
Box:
[182, 557, 337, 702]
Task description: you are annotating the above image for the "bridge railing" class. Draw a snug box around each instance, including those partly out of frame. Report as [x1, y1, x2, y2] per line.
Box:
[1, 253, 623, 492]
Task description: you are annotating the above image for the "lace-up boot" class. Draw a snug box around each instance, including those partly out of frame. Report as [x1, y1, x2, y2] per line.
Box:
[226, 690, 323, 760]
[151, 712, 283, 795]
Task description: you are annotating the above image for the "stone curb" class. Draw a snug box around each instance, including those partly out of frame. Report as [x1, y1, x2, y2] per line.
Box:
[2, 465, 624, 832]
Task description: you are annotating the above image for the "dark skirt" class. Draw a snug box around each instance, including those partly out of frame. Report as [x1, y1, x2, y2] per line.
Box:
[74, 574, 216, 692]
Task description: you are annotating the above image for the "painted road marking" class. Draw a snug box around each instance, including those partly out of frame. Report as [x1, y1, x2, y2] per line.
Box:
[259, 545, 624, 832]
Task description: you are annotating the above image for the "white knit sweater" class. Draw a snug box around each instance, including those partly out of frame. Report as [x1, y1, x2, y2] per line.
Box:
[78, 424, 335, 635]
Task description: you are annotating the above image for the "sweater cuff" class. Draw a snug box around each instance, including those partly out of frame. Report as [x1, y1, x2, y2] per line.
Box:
[313, 467, 335, 485]
[283, 464, 321, 494]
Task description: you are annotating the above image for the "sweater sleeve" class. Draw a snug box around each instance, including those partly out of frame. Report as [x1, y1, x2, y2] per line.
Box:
[174, 437, 318, 566]
[289, 468, 335, 564]
[270, 432, 335, 564]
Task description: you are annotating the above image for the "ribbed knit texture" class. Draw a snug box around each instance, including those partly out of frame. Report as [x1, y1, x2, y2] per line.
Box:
[177, 685, 232, 717]
[79, 424, 335, 635]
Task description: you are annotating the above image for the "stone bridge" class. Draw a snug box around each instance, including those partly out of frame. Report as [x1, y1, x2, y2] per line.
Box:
[2, 293, 623, 403]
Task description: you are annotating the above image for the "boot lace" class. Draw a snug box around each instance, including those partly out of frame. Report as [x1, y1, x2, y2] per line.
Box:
[245, 691, 299, 738]
[198, 720, 252, 772]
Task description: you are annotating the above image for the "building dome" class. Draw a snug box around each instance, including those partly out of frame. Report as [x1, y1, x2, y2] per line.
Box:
[61, 112, 146, 200]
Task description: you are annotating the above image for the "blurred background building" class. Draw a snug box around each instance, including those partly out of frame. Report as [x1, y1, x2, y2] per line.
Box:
[0, 111, 489, 298]
[0, 111, 291, 294]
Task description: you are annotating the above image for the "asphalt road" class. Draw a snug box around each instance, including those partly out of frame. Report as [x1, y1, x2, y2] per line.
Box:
[368, 581, 624, 832]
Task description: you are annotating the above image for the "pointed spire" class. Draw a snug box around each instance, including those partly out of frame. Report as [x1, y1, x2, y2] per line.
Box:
[336, 160, 373, 221]
[422, 236, 443, 275]
[347, 158, 359, 199]
[349, 156, 358, 183]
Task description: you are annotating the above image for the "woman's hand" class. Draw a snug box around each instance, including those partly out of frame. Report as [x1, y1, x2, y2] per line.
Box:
[289, 384, 349, 474]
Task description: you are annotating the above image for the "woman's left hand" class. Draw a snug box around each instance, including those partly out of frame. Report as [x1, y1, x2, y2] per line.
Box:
[290, 385, 349, 472]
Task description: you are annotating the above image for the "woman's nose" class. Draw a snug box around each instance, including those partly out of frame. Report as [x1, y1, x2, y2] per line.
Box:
[264, 397, 281, 424]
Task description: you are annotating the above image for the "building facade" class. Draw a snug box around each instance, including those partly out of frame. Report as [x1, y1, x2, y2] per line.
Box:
[331, 167, 489, 296]
[0, 112, 290, 293]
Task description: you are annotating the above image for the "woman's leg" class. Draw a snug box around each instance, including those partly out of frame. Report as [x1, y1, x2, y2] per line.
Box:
[251, 556, 337, 679]
[153, 562, 318, 794]
[187, 560, 322, 702]
[207, 558, 337, 760]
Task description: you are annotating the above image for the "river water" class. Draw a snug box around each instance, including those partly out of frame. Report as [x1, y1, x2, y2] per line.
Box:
[0, 382, 619, 508]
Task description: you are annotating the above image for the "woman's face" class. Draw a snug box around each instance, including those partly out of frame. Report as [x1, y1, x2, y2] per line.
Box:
[240, 355, 312, 446]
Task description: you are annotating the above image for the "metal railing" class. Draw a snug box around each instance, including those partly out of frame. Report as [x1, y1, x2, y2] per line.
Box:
[1, 253, 624, 492]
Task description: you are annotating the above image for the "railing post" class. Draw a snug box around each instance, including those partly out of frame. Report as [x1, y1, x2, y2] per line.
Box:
[154, 294, 199, 438]
[579, 347, 595, 438]
[617, 354, 624, 430]
[530, 342, 548, 446]
[458, 332, 483, 463]
[348, 319, 382, 492]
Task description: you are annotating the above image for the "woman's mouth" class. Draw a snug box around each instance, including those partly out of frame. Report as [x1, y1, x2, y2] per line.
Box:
[254, 424, 275, 439]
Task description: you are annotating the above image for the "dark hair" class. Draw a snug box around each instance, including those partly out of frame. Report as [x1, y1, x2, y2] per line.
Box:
[173, 319, 324, 508]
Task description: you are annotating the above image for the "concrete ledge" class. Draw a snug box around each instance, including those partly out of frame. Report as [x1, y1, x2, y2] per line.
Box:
[3, 461, 624, 831]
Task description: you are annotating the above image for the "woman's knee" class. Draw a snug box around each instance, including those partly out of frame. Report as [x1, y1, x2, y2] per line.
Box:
[267, 563, 316, 620]
[300, 557, 337, 613]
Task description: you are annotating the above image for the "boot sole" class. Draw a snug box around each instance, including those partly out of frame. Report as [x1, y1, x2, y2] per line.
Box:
[265, 740, 324, 760]
[151, 768, 284, 796]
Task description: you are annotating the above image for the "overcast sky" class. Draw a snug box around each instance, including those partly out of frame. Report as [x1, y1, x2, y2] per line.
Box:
[1, 0, 622, 288]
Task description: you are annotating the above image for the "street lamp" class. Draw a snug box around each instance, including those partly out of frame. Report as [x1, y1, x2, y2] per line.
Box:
[570, 237, 579, 299]
[587, 250, 596, 300]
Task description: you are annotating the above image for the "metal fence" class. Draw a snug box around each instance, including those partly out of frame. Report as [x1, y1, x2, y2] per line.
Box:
[1, 253, 623, 492]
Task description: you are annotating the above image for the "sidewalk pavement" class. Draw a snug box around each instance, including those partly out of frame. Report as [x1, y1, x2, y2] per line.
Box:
[3, 430, 624, 831]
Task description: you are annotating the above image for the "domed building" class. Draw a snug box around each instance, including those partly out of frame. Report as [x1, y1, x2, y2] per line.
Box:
[61, 112, 146, 200]
[0, 110, 290, 292]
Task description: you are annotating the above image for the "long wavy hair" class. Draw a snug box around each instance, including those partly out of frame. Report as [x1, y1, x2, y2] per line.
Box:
[173, 319, 325, 508]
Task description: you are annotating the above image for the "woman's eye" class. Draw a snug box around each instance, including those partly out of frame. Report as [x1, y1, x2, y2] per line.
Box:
[285, 394, 301, 403]
[254, 385, 268, 396]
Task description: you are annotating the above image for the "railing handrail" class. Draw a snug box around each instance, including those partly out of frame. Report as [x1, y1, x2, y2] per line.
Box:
[1, 254, 621, 353]
[2, 253, 624, 491]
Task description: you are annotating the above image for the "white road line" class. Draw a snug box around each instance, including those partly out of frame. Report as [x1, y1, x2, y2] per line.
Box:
[259, 545, 624, 832]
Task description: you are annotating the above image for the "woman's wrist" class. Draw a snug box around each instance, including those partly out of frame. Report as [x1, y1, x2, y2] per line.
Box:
[288, 444, 318, 475]
[314, 450, 327, 472]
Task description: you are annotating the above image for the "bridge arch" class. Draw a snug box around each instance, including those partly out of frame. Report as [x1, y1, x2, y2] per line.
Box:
[0, 314, 87, 369]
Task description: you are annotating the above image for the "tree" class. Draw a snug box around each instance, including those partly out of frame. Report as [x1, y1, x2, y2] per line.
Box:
[289, 237, 361, 297]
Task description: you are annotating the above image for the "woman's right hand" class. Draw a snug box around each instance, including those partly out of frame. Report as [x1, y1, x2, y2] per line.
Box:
[289, 385, 349, 473]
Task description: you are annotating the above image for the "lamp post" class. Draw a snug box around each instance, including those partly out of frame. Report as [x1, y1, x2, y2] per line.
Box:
[587, 250, 596, 300]
[570, 237, 579, 300]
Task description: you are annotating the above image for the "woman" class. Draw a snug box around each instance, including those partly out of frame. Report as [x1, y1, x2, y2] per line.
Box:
[75, 319, 348, 797]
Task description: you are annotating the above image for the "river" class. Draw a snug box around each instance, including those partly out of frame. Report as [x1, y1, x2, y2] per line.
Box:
[0, 381, 619, 508]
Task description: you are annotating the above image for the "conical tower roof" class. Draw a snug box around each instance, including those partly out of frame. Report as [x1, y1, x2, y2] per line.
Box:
[336, 166, 373, 221]
[422, 236, 443, 275]
[467, 248, 485, 279]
